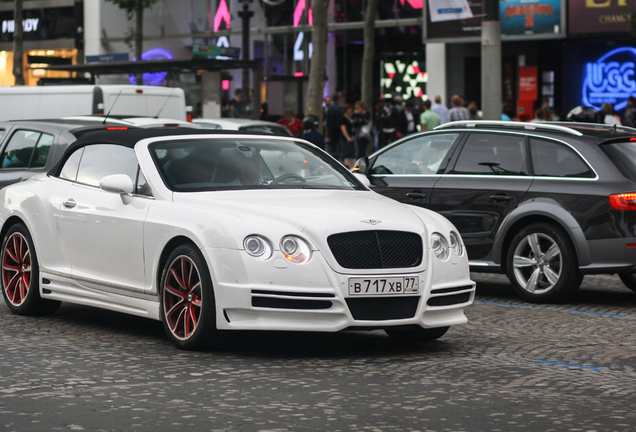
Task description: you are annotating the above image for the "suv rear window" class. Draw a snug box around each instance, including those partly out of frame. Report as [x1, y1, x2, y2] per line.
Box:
[530, 138, 595, 178]
[600, 141, 636, 181]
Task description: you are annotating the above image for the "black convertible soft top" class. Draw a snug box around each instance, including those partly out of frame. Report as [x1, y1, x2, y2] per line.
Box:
[48, 128, 271, 177]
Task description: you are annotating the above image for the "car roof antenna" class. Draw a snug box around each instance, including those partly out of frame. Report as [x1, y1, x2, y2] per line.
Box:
[154, 88, 177, 118]
[103, 90, 124, 124]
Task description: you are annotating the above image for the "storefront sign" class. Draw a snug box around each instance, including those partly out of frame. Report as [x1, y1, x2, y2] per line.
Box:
[425, 0, 482, 40]
[519, 66, 539, 100]
[500, 0, 562, 36]
[428, 0, 473, 22]
[0, 7, 77, 42]
[582, 47, 636, 110]
[569, 0, 636, 34]
[1, 19, 39, 34]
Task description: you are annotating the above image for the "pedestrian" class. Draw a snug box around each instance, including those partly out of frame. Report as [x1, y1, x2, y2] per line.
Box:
[301, 115, 325, 150]
[431, 95, 449, 124]
[276, 108, 304, 137]
[467, 101, 481, 120]
[601, 103, 621, 126]
[448, 94, 470, 122]
[326, 94, 343, 156]
[398, 101, 418, 137]
[376, 97, 399, 148]
[229, 89, 245, 118]
[351, 100, 371, 159]
[624, 96, 636, 127]
[420, 99, 441, 131]
[339, 104, 355, 168]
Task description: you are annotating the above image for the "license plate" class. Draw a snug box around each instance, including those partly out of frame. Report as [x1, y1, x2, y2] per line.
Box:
[348, 277, 419, 295]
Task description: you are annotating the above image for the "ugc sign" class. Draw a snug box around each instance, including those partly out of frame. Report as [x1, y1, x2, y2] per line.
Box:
[583, 47, 636, 111]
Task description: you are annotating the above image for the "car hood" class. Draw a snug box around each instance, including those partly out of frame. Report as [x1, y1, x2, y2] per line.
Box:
[171, 189, 430, 240]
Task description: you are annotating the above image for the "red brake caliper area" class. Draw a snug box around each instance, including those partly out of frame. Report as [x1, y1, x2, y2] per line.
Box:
[2, 233, 31, 306]
[163, 256, 203, 339]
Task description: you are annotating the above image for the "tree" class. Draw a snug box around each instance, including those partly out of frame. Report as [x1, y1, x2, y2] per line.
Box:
[305, 0, 329, 133]
[361, 0, 379, 122]
[106, 0, 158, 84]
[13, 0, 24, 85]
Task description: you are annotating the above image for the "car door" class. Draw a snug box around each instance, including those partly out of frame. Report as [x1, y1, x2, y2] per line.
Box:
[55, 143, 150, 295]
[367, 132, 461, 207]
[429, 132, 534, 260]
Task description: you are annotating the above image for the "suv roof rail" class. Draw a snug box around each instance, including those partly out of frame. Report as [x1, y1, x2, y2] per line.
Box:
[434, 120, 583, 136]
[548, 121, 636, 134]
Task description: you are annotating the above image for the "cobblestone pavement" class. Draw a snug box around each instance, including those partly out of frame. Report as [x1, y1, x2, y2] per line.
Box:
[1, 274, 635, 432]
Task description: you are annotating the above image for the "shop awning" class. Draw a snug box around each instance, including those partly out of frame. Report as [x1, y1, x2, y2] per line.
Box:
[35, 57, 260, 77]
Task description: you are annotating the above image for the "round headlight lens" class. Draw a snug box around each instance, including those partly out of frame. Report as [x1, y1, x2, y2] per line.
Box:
[280, 236, 312, 264]
[449, 231, 463, 256]
[243, 235, 273, 260]
[431, 233, 450, 261]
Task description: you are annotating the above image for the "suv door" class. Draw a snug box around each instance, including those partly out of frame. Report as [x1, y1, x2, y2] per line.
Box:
[366, 132, 460, 206]
[429, 132, 534, 260]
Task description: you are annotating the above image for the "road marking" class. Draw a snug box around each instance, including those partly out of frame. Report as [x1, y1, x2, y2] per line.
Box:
[534, 360, 606, 371]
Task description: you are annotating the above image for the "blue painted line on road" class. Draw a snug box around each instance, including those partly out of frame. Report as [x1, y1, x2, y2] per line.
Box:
[477, 300, 531, 307]
[568, 309, 625, 318]
[534, 360, 605, 371]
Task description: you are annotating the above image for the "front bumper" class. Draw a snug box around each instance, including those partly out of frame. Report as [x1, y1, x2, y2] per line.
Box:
[204, 248, 475, 332]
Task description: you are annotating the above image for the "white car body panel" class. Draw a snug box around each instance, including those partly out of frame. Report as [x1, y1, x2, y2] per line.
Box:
[0, 132, 475, 337]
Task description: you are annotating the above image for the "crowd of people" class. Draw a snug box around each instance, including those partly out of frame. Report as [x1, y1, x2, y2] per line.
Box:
[222, 87, 636, 168]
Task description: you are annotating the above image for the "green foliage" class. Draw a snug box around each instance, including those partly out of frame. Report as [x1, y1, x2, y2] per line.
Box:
[105, 0, 158, 49]
[623, 7, 636, 39]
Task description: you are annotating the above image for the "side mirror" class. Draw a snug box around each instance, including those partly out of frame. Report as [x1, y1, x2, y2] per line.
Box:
[100, 174, 134, 195]
[352, 156, 369, 174]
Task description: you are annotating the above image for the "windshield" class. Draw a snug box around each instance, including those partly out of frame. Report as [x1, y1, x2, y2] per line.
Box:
[151, 137, 365, 191]
[600, 141, 636, 182]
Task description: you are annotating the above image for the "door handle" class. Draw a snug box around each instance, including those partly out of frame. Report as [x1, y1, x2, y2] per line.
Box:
[406, 192, 426, 200]
[490, 194, 512, 202]
[62, 198, 76, 208]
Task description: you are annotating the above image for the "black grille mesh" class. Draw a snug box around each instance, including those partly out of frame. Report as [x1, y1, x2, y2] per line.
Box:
[327, 230, 423, 269]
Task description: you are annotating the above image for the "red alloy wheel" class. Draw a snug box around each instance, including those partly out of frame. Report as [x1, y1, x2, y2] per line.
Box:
[162, 255, 203, 340]
[2, 232, 32, 307]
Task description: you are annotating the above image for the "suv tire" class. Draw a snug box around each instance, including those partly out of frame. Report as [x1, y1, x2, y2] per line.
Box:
[506, 222, 582, 303]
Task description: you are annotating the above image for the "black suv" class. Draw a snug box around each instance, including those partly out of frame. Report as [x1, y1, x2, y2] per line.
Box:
[354, 120, 636, 302]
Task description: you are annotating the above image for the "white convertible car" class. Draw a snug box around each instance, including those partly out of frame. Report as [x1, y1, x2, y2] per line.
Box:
[0, 128, 475, 350]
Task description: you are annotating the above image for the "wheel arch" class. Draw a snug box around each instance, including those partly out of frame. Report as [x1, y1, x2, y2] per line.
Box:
[156, 235, 202, 290]
[0, 215, 28, 244]
[493, 201, 590, 273]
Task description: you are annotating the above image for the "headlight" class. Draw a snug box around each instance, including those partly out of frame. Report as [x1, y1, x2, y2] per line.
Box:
[280, 235, 312, 264]
[431, 233, 450, 261]
[449, 231, 463, 257]
[244, 235, 273, 260]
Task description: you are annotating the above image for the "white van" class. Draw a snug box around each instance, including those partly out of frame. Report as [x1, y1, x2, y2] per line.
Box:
[0, 85, 188, 121]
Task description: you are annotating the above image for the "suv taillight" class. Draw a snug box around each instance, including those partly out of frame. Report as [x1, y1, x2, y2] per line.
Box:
[609, 193, 636, 210]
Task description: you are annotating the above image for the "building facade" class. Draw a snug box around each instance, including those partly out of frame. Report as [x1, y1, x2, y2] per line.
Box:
[0, 0, 635, 121]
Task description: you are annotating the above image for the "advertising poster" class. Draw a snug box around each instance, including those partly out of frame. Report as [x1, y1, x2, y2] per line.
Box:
[500, 0, 562, 36]
[569, 0, 636, 35]
[425, 0, 483, 40]
[428, 0, 473, 22]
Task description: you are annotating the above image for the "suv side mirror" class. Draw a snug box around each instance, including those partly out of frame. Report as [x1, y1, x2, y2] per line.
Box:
[352, 156, 369, 175]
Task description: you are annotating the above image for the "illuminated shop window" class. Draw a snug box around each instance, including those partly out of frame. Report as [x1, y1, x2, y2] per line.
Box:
[381, 59, 427, 102]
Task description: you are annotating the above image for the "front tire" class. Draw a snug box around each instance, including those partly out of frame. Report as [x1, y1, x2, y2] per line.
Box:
[506, 223, 582, 303]
[385, 325, 449, 342]
[1, 223, 60, 315]
[160, 244, 225, 350]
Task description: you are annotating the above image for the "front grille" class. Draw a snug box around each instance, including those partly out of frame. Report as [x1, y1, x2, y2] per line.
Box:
[346, 296, 420, 320]
[327, 230, 423, 269]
